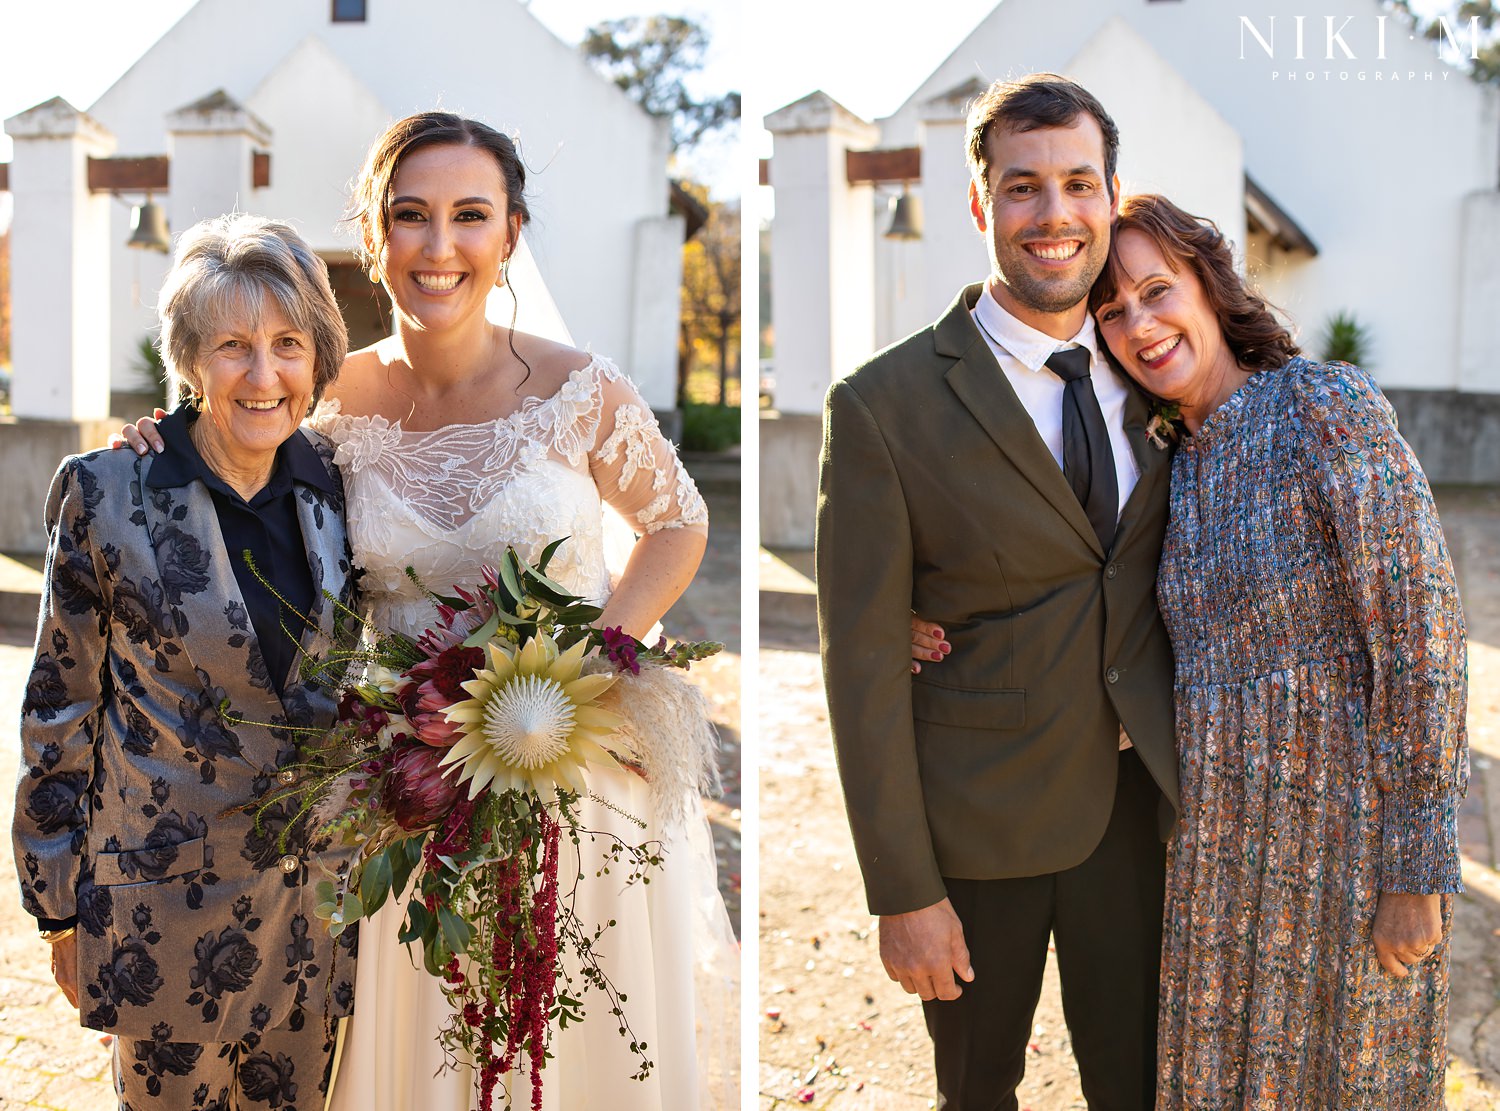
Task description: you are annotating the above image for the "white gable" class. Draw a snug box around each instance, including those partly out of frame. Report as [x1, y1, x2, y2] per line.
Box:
[245, 36, 392, 255]
[1066, 17, 1245, 250]
[862, 0, 1499, 390]
[77, 0, 676, 404]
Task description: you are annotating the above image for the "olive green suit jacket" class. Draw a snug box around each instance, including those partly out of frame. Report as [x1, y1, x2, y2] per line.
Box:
[816, 284, 1180, 916]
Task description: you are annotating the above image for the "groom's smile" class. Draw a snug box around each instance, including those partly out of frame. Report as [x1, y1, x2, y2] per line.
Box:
[969, 113, 1119, 335]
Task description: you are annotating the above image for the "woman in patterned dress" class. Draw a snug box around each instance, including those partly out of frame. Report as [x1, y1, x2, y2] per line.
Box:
[915, 193, 1467, 1108]
[1101, 193, 1467, 1108]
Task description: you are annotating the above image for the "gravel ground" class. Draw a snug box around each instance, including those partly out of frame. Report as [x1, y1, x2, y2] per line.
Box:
[757, 486, 1500, 1110]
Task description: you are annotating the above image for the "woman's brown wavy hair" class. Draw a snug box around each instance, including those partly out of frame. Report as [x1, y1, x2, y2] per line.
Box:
[1089, 194, 1300, 373]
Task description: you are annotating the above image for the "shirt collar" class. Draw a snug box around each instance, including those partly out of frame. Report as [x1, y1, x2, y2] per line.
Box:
[147, 405, 337, 498]
[972, 284, 1101, 374]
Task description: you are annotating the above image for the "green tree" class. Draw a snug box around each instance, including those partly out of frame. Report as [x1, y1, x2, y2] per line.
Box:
[1388, 0, 1500, 83]
[581, 16, 740, 150]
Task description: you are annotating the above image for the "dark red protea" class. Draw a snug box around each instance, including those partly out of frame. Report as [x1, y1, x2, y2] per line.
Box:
[401, 645, 485, 746]
[385, 742, 462, 831]
[415, 578, 498, 657]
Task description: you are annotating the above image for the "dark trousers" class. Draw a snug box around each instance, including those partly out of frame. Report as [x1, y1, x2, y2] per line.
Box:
[113, 1015, 338, 1110]
[923, 750, 1166, 1111]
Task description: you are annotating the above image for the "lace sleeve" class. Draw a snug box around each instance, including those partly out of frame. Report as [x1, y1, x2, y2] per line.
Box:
[588, 368, 709, 536]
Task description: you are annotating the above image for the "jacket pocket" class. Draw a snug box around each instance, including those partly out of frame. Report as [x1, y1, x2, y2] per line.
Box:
[92, 836, 206, 886]
[912, 682, 1025, 730]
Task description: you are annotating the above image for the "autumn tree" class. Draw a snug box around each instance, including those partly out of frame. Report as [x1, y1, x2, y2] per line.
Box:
[0, 228, 10, 373]
[680, 194, 740, 407]
[581, 16, 740, 151]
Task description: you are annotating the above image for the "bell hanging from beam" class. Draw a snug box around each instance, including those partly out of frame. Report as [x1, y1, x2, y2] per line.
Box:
[884, 186, 922, 240]
[127, 196, 171, 253]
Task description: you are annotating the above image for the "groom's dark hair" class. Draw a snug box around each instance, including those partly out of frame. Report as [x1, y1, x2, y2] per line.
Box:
[966, 74, 1119, 204]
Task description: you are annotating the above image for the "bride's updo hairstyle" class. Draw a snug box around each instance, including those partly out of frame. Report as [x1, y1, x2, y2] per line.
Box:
[349, 111, 531, 279]
[1089, 193, 1300, 374]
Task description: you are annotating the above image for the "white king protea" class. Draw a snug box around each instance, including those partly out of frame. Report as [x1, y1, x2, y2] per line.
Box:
[439, 633, 623, 798]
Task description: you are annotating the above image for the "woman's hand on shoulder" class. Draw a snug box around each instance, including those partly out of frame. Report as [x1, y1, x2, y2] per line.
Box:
[910, 617, 949, 675]
[108, 409, 167, 455]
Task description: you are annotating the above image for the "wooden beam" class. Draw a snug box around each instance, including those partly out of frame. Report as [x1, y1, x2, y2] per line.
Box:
[846, 146, 921, 185]
[253, 150, 271, 189]
[759, 158, 769, 186]
[87, 155, 169, 193]
[0, 163, 8, 192]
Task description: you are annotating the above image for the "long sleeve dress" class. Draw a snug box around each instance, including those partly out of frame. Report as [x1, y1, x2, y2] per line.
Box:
[1154, 358, 1468, 1109]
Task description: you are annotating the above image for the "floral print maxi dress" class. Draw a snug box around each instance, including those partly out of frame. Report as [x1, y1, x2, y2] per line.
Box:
[1154, 359, 1468, 1109]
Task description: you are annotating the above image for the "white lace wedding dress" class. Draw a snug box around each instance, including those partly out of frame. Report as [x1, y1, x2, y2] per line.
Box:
[312, 354, 738, 1111]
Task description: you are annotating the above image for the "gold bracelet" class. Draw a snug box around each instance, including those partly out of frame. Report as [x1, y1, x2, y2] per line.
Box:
[39, 927, 76, 944]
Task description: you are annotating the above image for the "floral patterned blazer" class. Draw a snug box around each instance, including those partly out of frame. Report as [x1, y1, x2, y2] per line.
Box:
[11, 431, 359, 1042]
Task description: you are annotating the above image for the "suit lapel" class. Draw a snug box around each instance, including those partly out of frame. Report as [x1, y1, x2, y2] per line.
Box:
[282, 472, 350, 702]
[1115, 382, 1172, 544]
[139, 478, 287, 735]
[937, 286, 1105, 558]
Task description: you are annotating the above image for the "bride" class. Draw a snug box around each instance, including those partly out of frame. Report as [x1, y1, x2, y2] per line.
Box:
[126, 111, 738, 1110]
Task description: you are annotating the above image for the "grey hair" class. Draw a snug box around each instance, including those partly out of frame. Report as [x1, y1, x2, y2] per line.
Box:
[157, 213, 347, 405]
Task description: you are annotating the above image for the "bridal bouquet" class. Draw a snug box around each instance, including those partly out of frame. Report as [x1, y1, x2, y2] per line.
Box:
[256, 541, 721, 1111]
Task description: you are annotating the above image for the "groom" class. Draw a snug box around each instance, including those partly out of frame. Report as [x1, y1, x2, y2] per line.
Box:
[816, 74, 1179, 1109]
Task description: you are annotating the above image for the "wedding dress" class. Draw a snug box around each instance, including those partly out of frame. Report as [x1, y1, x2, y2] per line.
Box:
[312, 353, 738, 1110]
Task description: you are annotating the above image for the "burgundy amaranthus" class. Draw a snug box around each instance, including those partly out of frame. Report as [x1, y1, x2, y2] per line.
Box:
[473, 807, 562, 1111]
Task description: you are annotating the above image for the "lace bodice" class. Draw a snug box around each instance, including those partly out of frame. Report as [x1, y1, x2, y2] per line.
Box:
[307, 354, 708, 636]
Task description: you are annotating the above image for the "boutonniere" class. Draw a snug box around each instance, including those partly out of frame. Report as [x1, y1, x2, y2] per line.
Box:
[1145, 401, 1183, 451]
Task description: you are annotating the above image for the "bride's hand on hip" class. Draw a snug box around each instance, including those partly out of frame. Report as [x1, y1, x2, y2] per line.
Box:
[596, 526, 707, 642]
[1373, 890, 1442, 978]
[910, 616, 950, 675]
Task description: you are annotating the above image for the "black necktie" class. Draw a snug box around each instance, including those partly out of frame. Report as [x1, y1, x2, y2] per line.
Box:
[1046, 347, 1117, 552]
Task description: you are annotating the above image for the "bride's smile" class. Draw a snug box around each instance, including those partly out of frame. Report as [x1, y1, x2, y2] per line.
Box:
[379, 143, 521, 333]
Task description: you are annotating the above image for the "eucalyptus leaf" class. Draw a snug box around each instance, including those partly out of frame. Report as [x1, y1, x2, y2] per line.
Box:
[536, 536, 568, 573]
[438, 903, 474, 955]
[360, 849, 393, 915]
[388, 835, 420, 898]
[424, 935, 451, 978]
[400, 900, 431, 945]
[498, 556, 524, 603]
[461, 611, 502, 649]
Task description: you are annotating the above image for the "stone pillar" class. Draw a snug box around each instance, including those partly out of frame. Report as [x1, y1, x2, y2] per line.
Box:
[1, 99, 126, 552]
[764, 92, 879, 417]
[629, 213, 688, 430]
[917, 81, 988, 327]
[1459, 190, 1500, 394]
[5, 97, 117, 421]
[166, 90, 271, 231]
[763, 93, 878, 550]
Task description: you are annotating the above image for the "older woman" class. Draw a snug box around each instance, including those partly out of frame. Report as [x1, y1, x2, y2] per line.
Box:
[13, 213, 357, 1109]
[916, 194, 1467, 1108]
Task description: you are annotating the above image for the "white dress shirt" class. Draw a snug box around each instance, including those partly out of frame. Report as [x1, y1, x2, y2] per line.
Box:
[971, 287, 1140, 519]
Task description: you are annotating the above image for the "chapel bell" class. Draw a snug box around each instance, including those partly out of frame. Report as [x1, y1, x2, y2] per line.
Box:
[127, 197, 171, 253]
[885, 186, 923, 240]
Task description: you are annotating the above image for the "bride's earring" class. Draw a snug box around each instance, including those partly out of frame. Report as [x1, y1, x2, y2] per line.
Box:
[496, 256, 510, 290]
[368, 266, 382, 285]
